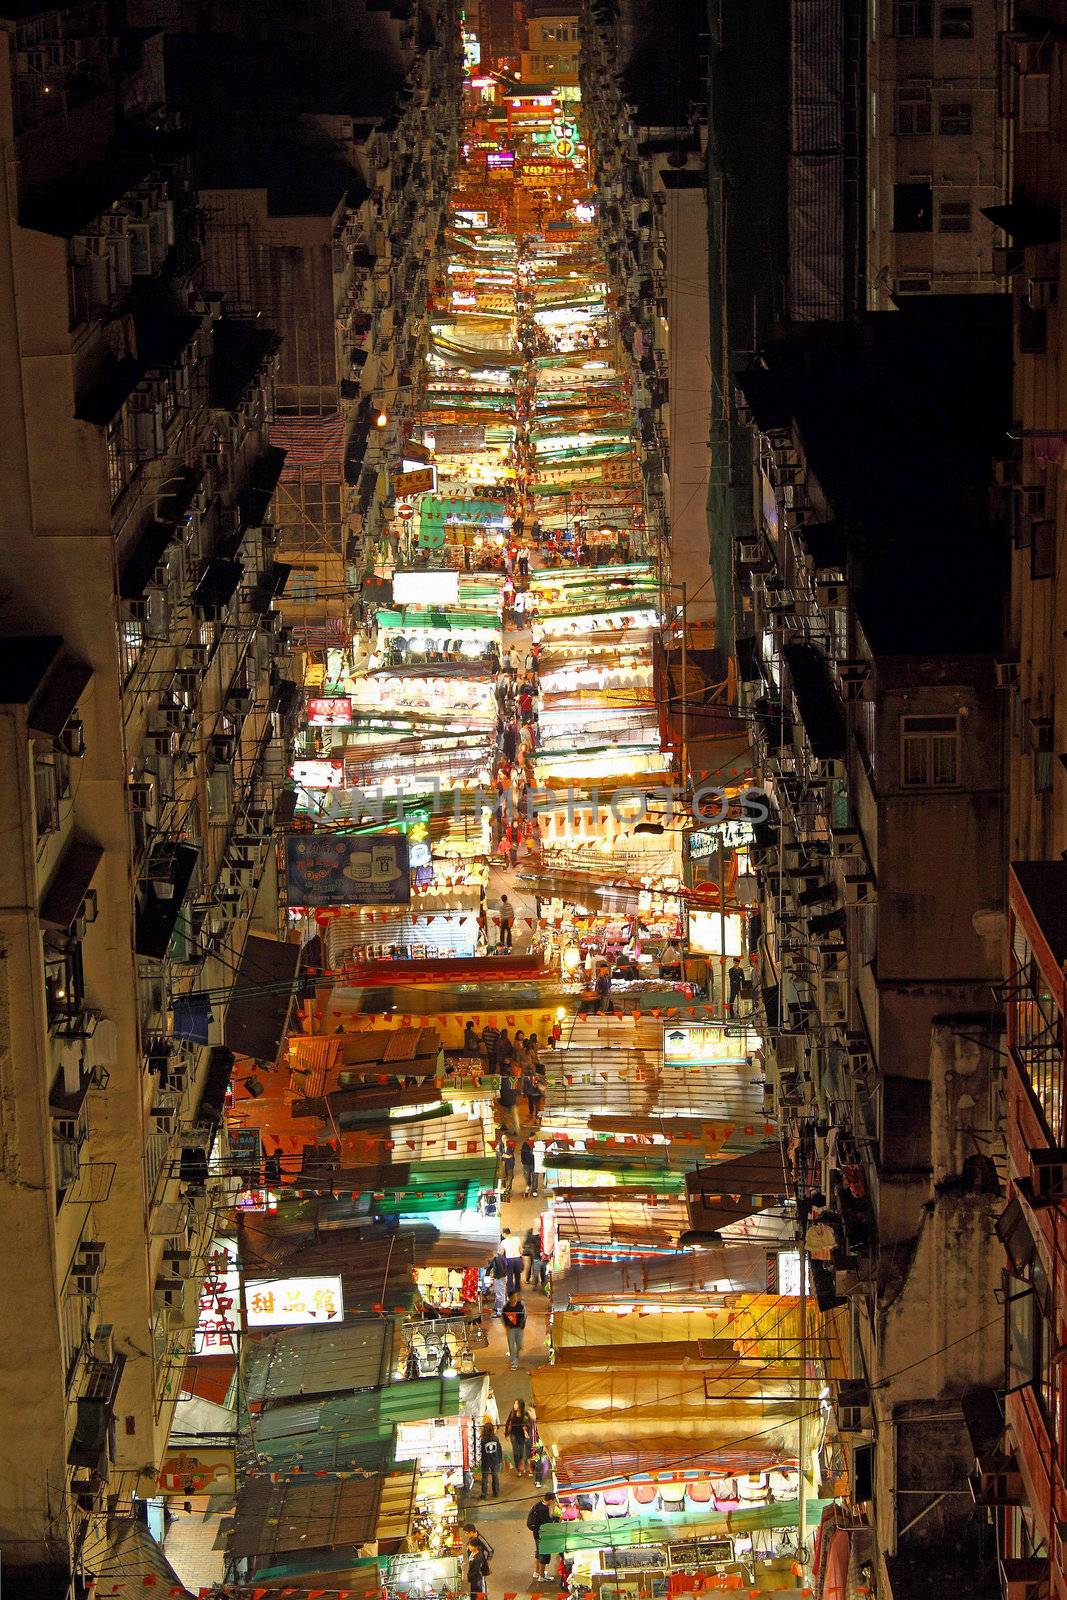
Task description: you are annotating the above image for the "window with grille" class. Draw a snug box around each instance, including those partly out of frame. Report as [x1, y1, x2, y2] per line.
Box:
[900, 714, 959, 786]
[894, 86, 932, 134]
[940, 4, 973, 36]
[894, 0, 932, 34]
[938, 199, 972, 232]
[940, 100, 973, 134]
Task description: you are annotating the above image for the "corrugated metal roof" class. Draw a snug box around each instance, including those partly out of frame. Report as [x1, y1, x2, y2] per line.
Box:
[244, 1318, 396, 1404]
[230, 1466, 416, 1562]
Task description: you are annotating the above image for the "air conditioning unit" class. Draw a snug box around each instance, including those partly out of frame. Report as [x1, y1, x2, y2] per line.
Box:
[216, 891, 244, 921]
[995, 658, 1021, 689]
[817, 973, 849, 1025]
[227, 855, 257, 883]
[163, 1061, 189, 1096]
[71, 1474, 108, 1514]
[129, 777, 157, 813]
[151, 1106, 176, 1134]
[993, 455, 1022, 487]
[92, 1325, 114, 1364]
[73, 1240, 106, 1294]
[148, 728, 178, 758]
[1026, 1146, 1067, 1207]
[153, 1277, 184, 1313]
[843, 873, 874, 905]
[1027, 277, 1057, 311]
[835, 1378, 873, 1434]
[832, 828, 863, 858]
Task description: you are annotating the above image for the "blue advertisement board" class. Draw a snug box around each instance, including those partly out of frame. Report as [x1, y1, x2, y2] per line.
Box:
[285, 832, 410, 907]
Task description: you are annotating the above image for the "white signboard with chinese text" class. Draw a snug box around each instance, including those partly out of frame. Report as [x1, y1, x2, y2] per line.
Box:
[244, 1275, 344, 1327]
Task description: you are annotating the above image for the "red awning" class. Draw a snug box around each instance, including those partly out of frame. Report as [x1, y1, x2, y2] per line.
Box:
[181, 1355, 236, 1407]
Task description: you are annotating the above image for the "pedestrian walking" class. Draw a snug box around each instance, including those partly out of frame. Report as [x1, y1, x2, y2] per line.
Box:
[527, 1494, 560, 1581]
[489, 1247, 508, 1313]
[728, 955, 746, 1016]
[520, 1134, 536, 1195]
[466, 1534, 491, 1600]
[498, 895, 515, 949]
[501, 1288, 527, 1369]
[532, 1136, 546, 1196]
[501, 1227, 523, 1293]
[521, 1064, 543, 1122]
[498, 1069, 520, 1135]
[493, 1027, 515, 1071]
[505, 1398, 534, 1475]
[479, 1422, 503, 1499]
[500, 1134, 516, 1197]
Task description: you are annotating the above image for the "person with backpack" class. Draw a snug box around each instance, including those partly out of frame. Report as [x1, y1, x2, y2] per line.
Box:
[479, 1422, 503, 1499]
[498, 1069, 520, 1136]
[527, 1494, 560, 1581]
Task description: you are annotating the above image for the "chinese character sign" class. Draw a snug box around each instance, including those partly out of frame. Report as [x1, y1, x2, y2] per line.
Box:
[193, 1236, 240, 1357]
[244, 1275, 344, 1327]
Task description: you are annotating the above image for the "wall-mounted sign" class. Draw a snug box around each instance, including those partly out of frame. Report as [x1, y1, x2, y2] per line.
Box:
[244, 1275, 344, 1326]
[307, 697, 354, 727]
[157, 1445, 236, 1497]
[394, 466, 437, 497]
[689, 819, 756, 858]
[192, 1237, 239, 1357]
[487, 150, 515, 169]
[285, 831, 410, 907]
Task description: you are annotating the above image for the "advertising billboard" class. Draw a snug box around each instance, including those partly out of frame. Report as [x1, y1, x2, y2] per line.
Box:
[285, 831, 410, 907]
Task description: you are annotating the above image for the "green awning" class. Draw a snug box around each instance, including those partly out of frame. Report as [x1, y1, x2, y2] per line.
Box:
[539, 1499, 832, 1554]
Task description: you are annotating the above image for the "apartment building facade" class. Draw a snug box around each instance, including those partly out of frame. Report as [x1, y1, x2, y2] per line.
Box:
[578, 0, 715, 633]
[868, 0, 1011, 308]
[0, 6, 299, 1592]
[734, 300, 1012, 1600]
[522, 2, 580, 85]
[985, 6, 1067, 1596]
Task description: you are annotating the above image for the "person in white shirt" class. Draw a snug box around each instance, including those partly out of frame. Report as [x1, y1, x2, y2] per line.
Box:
[501, 1228, 523, 1293]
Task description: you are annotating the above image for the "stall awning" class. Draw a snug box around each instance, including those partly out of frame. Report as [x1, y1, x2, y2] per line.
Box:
[685, 1145, 789, 1234]
[224, 935, 302, 1064]
[40, 836, 104, 931]
[540, 1498, 831, 1554]
[229, 1464, 417, 1560]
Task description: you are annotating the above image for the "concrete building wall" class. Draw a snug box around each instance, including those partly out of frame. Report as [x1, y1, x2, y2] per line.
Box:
[867, 0, 1010, 308]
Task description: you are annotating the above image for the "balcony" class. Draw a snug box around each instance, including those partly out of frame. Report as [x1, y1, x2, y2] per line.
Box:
[1007, 861, 1067, 1146]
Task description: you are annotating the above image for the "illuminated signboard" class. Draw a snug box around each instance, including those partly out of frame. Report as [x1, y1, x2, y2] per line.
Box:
[244, 1276, 344, 1326]
[307, 697, 354, 727]
[392, 570, 460, 607]
[487, 150, 515, 169]
[394, 466, 438, 496]
[193, 1237, 239, 1357]
[462, 31, 481, 68]
[686, 909, 745, 957]
[292, 759, 345, 789]
[285, 832, 410, 907]
[663, 1024, 761, 1064]
[158, 1446, 236, 1498]
[688, 819, 756, 858]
